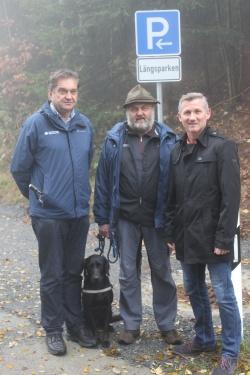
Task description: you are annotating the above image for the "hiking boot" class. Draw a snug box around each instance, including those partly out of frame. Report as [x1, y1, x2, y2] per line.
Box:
[173, 340, 215, 355]
[67, 326, 97, 348]
[161, 329, 183, 345]
[45, 333, 67, 356]
[211, 356, 237, 375]
[118, 329, 140, 345]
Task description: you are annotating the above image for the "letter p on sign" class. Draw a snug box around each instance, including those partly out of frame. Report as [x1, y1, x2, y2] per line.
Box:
[147, 17, 169, 49]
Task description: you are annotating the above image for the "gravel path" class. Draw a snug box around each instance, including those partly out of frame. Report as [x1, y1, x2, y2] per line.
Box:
[0, 203, 249, 374]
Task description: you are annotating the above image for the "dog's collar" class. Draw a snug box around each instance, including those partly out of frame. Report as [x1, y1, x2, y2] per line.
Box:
[82, 286, 112, 294]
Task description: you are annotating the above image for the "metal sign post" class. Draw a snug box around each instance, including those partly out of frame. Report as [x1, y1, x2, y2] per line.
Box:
[156, 83, 163, 123]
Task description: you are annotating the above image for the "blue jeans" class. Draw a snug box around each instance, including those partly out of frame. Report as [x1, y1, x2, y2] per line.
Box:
[181, 262, 241, 358]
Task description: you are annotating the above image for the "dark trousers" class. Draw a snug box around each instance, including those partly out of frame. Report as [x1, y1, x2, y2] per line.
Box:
[31, 216, 89, 334]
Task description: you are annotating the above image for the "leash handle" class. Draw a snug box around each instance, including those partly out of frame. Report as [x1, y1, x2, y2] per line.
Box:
[94, 232, 120, 263]
[29, 184, 44, 206]
[94, 233, 105, 255]
[107, 231, 120, 264]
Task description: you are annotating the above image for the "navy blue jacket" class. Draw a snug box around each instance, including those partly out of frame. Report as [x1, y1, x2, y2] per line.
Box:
[93, 121, 177, 231]
[10, 101, 93, 219]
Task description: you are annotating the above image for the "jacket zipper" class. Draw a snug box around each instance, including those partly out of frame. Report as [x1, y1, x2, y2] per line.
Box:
[66, 132, 77, 217]
[139, 136, 144, 205]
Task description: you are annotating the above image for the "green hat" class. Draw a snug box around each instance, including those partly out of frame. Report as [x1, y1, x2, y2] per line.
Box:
[123, 84, 159, 108]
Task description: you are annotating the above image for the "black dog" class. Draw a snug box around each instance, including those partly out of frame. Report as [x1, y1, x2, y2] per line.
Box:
[82, 254, 114, 347]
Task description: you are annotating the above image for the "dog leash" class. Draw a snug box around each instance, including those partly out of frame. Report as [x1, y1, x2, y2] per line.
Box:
[94, 233, 120, 264]
[94, 233, 105, 255]
[108, 231, 120, 264]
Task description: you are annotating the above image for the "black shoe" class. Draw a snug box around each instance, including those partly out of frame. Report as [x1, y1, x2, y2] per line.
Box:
[67, 326, 97, 348]
[45, 333, 67, 356]
[211, 356, 237, 375]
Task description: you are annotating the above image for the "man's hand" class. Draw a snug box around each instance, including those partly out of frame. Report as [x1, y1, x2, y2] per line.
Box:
[214, 247, 230, 255]
[167, 242, 176, 254]
[99, 224, 110, 238]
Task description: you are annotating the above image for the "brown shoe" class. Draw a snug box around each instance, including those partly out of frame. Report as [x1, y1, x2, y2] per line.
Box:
[161, 329, 183, 345]
[118, 329, 140, 345]
[173, 340, 216, 355]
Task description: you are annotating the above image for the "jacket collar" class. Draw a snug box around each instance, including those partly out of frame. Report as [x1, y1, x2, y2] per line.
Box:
[50, 102, 76, 123]
[179, 126, 210, 148]
[39, 101, 82, 130]
[197, 126, 210, 147]
[107, 120, 175, 143]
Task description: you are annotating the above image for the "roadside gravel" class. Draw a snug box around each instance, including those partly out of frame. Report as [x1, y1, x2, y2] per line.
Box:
[0, 204, 249, 374]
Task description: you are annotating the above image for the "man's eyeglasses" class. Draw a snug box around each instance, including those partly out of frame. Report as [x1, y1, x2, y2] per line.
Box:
[56, 87, 78, 95]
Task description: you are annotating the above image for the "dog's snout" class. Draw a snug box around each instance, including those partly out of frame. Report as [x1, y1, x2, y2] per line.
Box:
[89, 261, 103, 282]
[92, 269, 101, 280]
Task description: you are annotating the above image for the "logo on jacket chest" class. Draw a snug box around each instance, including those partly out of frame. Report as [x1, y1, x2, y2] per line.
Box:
[44, 131, 60, 135]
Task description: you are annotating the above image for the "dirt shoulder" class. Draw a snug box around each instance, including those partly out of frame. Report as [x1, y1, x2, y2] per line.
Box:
[0, 204, 249, 374]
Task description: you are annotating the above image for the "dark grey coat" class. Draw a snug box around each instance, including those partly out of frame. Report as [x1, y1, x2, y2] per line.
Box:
[165, 127, 240, 264]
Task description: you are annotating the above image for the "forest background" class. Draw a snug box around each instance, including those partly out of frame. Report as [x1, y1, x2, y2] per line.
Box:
[0, 0, 249, 236]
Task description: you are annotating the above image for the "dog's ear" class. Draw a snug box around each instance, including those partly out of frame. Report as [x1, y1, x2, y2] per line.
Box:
[104, 257, 110, 276]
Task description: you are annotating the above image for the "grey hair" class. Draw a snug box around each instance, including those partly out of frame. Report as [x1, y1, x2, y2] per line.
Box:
[48, 69, 79, 91]
[178, 92, 209, 113]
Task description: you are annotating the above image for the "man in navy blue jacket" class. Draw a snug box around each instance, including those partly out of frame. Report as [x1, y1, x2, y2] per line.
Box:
[11, 69, 96, 355]
[94, 85, 182, 345]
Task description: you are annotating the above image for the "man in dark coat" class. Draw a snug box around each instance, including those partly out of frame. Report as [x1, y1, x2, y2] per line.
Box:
[165, 92, 241, 375]
[94, 84, 182, 346]
[11, 69, 96, 356]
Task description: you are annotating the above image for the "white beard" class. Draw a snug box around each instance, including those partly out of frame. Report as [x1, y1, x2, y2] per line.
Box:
[126, 112, 155, 135]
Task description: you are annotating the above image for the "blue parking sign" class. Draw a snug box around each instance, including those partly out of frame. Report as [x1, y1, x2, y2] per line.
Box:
[135, 10, 181, 56]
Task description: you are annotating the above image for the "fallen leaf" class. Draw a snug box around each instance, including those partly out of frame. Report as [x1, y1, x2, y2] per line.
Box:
[83, 368, 90, 373]
[112, 368, 121, 374]
[153, 352, 165, 361]
[151, 367, 164, 375]
[103, 346, 120, 357]
[6, 363, 14, 369]
[9, 341, 18, 348]
[36, 329, 45, 337]
[0, 329, 7, 340]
